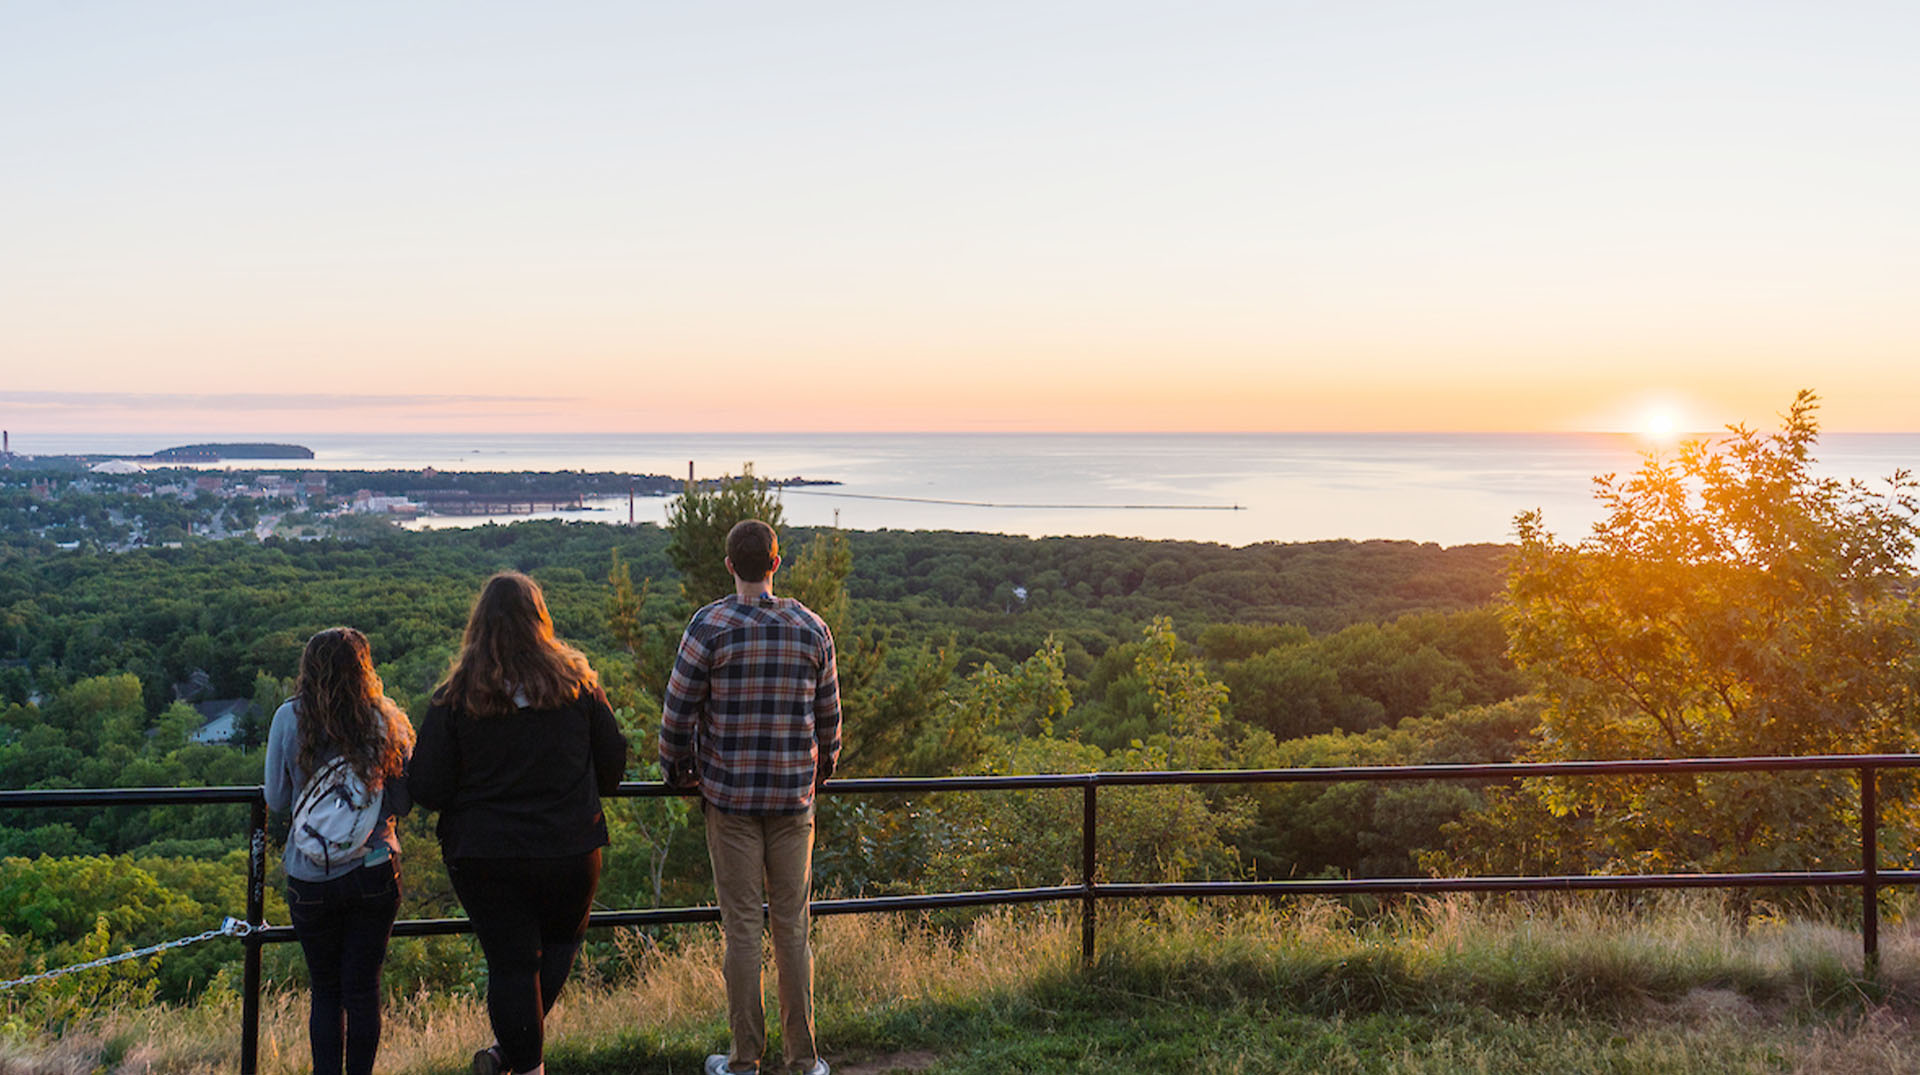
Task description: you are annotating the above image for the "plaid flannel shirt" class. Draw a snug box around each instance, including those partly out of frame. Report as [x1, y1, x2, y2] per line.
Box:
[659, 593, 841, 815]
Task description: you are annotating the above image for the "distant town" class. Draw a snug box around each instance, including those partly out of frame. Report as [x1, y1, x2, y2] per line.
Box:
[0, 431, 834, 552]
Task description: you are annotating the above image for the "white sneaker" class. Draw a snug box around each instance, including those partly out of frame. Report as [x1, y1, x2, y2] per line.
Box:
[795, 1061, 829, 1075]
[704, 1056, 756, 1075]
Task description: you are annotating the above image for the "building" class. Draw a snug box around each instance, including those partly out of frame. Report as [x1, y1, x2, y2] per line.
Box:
[350, 489, 421, 515]
[188, 698, 254, 745]
[172, 668, 213, 702]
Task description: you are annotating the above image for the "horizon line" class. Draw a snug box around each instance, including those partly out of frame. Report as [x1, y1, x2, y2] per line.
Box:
[7, 424, 1912, 437]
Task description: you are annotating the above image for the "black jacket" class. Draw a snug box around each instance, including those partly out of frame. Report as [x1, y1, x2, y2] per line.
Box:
[409, 685, 628, 860]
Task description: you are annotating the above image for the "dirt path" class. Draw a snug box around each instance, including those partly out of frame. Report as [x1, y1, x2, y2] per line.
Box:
[834, 1050, 940, 1075]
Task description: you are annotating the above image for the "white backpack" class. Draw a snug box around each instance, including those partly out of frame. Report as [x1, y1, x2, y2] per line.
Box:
[290, 755, 383, 873]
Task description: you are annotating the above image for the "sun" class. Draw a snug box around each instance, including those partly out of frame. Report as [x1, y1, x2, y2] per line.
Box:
[1634, 402, 1686, 445]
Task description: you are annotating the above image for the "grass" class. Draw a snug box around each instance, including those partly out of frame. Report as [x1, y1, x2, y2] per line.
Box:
[10, 896, 1920, 1074]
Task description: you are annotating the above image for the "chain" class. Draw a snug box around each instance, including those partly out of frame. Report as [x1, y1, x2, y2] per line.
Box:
[0, 917, 254, 992]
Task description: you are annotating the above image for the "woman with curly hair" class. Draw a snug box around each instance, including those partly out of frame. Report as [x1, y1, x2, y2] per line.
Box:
[410, 572, 628, 1075]
[265, 626, 416, 1075]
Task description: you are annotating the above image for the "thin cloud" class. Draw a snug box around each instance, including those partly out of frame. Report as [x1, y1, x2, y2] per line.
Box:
[0, 391, 581, 412]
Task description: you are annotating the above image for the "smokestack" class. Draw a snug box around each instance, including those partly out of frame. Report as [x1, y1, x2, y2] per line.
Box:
[688, 460, 694, 485]
[3, 431, 8, 454]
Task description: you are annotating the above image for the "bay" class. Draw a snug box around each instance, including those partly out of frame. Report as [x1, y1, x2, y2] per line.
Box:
[15, 432, 1918, 547]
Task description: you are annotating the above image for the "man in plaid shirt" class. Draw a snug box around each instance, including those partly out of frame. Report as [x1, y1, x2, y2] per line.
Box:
[661, 518, 840, 1075]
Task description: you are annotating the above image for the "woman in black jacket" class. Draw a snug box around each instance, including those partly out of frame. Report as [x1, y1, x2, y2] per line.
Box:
[410, 572, 628, 1075]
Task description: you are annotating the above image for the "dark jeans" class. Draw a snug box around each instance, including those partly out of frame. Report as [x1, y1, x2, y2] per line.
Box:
[449, 850, 602, 1075]
[287, 857, 402, 1075]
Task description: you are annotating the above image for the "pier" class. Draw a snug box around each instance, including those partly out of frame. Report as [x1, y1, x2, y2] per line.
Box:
[405, 490, 587, 515]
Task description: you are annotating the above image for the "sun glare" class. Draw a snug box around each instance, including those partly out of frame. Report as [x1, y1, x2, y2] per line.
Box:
[1636, 403, 1685, 444]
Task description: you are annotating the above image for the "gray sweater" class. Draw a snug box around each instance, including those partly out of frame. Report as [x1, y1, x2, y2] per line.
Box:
[264, 700, 411, 882]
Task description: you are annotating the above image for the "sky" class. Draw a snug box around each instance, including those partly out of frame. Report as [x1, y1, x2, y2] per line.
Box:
[3, 1, 1918, 435]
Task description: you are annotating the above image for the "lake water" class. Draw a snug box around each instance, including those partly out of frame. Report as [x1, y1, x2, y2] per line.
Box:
[16, 432, 1920, 547]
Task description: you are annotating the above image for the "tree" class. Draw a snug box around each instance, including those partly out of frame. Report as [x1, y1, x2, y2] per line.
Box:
[598, 705, 692, 910]
[905, 639, 1068, 775]
[600, 553, 694, 908]
[916, 736, 1247, 894]
[663, 465, 786, 606]
[1224, 647, 1379, 739]
[605, 548, 679, 705]
[1475, 391, 1920, 874]
[781, 528, 954, 777]
[1240, 697, 1540, 879]
[150, 702, 201, 755]
[782, 530, 852, 643]
[243, 671, 286, 749]
[1135, 616, 1231, 769]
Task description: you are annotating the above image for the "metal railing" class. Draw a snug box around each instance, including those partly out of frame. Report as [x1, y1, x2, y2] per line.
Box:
[6, 753, 1920, 1074]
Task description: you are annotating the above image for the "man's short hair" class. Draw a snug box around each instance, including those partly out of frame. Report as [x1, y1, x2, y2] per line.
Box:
[726, 519, 778, 581]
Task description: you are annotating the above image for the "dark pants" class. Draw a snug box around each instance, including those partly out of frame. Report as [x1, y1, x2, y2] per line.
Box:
[287, 857, 402, 1075]
[449, 850, 602, 1074]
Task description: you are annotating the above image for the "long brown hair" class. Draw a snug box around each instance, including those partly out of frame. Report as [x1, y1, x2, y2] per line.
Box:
[295, 627, 415, 789]
[435, 572, 599, 716]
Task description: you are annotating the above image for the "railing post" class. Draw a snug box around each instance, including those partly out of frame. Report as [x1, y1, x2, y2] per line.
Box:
[1082, 778, 1097, 966]
[1862, 765, 1879, 979]
[242, 795, 266, 1075]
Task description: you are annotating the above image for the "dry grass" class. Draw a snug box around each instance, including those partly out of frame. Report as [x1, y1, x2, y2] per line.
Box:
[10, 899, 1920, 1073]
[1, 911, 1075, 1075]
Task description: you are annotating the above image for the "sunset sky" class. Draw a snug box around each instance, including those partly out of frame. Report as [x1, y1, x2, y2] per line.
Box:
[4, 2, 1917, 435]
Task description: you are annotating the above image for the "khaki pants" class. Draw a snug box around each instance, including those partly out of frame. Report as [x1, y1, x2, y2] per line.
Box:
[705, 806, 817, 1071]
